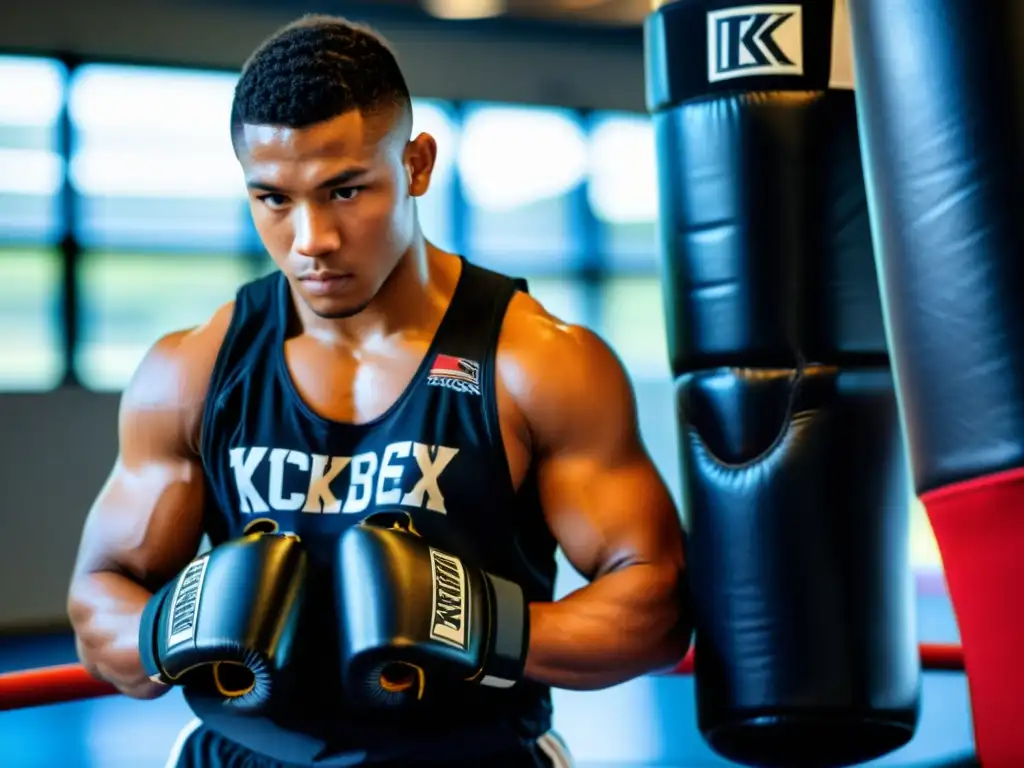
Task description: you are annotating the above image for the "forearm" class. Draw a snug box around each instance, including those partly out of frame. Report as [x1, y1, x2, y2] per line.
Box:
[523, 563, 691, 690]
[68, 571, 168, 700]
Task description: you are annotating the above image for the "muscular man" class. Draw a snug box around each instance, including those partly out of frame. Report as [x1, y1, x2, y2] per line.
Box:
[66, 14, 691, 767]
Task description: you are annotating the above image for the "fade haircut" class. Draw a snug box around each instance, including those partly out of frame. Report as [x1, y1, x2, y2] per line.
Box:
[230, 14, 412, 147]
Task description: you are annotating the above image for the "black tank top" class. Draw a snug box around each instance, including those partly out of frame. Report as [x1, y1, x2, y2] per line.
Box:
[191, 259, 558, 765]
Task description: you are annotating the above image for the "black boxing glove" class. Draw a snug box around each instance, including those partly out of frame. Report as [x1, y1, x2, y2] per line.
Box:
[138, 532, 307, 713]
[337, 513, 529, 707]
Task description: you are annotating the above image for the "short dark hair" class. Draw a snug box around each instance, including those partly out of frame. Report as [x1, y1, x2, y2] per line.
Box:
[230, 14, 411, 143]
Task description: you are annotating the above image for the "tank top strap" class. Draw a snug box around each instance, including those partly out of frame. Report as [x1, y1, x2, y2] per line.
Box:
[200, 273, 281, 458]
[431, 258, 526, 363]
[418, 258, 525, 458]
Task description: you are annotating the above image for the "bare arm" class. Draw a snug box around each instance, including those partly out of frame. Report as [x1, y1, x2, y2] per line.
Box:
[500, 296, 691, 691]
[67, 304, 232, 699]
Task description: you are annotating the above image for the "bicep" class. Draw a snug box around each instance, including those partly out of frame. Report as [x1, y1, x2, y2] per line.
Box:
[74, 455, 205, 590]
[538, 444, 684, 582]
[522, 326, 685, 581]
[72, 331, 213, 589]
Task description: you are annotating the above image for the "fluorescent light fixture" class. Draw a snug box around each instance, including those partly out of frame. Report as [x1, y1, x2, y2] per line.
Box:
[423, 0, 507, 20]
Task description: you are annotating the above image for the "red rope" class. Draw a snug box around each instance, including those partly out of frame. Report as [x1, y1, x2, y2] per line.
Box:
[0, 663, 118, 711]
[0, 643, 965, 712]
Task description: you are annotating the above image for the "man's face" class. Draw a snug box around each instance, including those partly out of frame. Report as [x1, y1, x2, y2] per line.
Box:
[236, 108, 436, 319]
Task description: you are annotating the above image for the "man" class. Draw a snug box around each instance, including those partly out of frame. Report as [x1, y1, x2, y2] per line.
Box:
[67, 14, 691, 768]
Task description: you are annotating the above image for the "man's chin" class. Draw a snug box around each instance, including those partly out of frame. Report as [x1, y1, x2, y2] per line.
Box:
[308, 298, 372, 320]
[291, 278, 374, 320]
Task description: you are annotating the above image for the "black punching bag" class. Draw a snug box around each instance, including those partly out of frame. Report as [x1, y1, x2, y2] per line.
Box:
[850, 1, 1024, 763]
[644, 1, 920, 765]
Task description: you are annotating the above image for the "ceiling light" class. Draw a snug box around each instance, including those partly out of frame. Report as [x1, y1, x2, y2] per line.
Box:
[423, 0, 507, 20]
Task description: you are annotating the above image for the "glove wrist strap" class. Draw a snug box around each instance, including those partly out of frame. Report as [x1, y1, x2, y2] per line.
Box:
[138, 580, 175, 683]
[477, 572, 528, 689]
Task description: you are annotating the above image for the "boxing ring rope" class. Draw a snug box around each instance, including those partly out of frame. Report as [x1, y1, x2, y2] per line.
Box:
[0, 643, 965, 713]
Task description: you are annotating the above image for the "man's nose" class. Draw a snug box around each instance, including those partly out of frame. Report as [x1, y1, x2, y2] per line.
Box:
[293, 203, 341, 259]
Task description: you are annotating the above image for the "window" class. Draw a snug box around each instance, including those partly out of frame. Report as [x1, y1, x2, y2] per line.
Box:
[588, 112, 659, 272]
[597, 276, 670, 379]
[0, 249, 64, 390]
[411, 99, 458, 253]
[76, 252, 253, 390]
[68, 64, 248, 252]
[0, 57, 65, 242]
[459, 104, 587, 273]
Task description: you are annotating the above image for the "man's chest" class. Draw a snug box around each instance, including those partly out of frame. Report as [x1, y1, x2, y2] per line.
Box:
[283, 334, 430, 425]
[201, 336, 525, 540]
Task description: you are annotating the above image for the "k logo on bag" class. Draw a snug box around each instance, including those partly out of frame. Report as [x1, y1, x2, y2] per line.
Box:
[707, 4, 803, 83]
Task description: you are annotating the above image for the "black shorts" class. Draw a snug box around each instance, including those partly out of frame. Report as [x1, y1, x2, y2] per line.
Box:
[166, 719, 575, 768]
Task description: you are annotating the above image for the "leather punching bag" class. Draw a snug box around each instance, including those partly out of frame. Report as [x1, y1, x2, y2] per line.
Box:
[850, 1, 1024, 763]
[644, 1, 920, 765]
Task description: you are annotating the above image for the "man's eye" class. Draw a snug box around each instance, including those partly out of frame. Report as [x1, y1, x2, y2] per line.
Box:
[258, 193, 288, 209]
[332, 187, 363, 201]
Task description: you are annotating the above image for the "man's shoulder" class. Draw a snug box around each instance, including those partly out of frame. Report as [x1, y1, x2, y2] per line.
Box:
[122, 301, 236, 421]
[498, 290, 609, 370]
[493, 292, 640, 455]
[160, 300, 236, 373]
[151, 272, 280, 410]
[496, 292, 632, 423]
[148, 270, 279, 387]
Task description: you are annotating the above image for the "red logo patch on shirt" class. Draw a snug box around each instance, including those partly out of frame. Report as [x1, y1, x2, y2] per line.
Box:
[427, 354, 481, 396]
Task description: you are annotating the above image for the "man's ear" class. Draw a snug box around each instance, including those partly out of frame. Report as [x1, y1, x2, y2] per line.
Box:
[405, 132, 438, 197]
